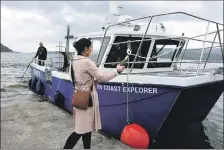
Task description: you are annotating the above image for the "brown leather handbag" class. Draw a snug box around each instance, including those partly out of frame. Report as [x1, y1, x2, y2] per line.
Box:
[70, 63, 93, 110]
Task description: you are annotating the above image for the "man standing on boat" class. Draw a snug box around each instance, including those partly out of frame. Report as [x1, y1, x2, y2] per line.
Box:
[34, 42, 47, 66]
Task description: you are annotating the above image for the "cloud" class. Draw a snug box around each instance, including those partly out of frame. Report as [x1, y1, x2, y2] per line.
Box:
[1, 7, 57, 53]
[119, 1, 223, 22]
[1, 1, 223, 53]
[1, 3, 106, 53]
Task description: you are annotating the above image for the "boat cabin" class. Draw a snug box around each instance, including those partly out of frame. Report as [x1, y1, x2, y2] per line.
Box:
[70, 30, 186, 74]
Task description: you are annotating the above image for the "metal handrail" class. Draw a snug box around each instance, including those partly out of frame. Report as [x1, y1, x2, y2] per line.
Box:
[96, 34, 223, 69]
[98, 11, 223, 75]
[191, 29, 223, 39]
[99, 35, 223, 48]
[185, 45, 223, 51]
[103, 12, 223, 30]
[116, 68, 223, 76]
[196, 21, 210, 75]
[32, 58, 58, 67]
[203, 31, 218, 69]
[99, 12, 223, 58]
[150, 12, 223, 25]
[96, 60, 223, 66]
[32, 12, 223, 77]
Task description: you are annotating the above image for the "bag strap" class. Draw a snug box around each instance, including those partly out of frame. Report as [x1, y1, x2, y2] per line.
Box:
[70, 62, 76, 87]
[71, 62, 93, 91]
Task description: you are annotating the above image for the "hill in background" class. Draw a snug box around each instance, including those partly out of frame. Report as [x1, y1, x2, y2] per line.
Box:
[161, 48, 223, 61]
[1, 44, 14, 52]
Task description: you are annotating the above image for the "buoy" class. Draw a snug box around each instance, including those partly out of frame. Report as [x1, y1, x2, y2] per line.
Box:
[36, 79, 44, 95]
[36, 79, 41, 93]
[121, 56, 150, 148]
[28, 78, 32, 89]
[121, 123, 150, 149]
[31, 77, 38, 91]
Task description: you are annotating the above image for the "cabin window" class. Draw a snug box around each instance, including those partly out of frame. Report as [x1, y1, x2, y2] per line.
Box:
[88, 37, 111, 64]
[147, 39, 180, 68]
[72, 37, 110, 63]
[104, 36, 151, 68]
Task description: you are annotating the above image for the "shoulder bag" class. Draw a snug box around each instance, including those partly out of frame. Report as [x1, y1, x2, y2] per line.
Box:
[70, 62, 93, 110]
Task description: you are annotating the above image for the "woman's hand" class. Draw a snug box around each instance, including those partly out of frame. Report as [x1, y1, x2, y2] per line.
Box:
[116, 64, 125, 73]
[94, 79, 98, 85]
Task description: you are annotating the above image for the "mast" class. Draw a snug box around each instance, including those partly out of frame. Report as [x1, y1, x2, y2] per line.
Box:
[65, 25, 74, 65]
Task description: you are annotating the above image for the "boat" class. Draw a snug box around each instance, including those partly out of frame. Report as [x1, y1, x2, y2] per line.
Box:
[28, 8, 223, 148]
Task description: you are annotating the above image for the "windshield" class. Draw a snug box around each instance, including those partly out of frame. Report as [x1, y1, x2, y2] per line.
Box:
[148, 39, 180, 68]
[70, 36, 111, 63]
[89, 37, 111, 63]
[104, 36, 152, 68]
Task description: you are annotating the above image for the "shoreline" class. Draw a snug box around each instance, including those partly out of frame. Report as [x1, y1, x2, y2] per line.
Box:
[1, 94, 131, 149]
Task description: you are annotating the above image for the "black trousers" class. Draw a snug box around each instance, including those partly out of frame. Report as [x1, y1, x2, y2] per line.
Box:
[38, 60, 45, 66]
[63, 131, 91, 149]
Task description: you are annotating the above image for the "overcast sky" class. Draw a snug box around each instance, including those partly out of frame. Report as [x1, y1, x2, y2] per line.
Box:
[1, 1, 223, 53]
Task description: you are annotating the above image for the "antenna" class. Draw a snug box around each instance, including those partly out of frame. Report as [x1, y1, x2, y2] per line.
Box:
[118, 6, 124, 16]
[109, 1, 120, 21]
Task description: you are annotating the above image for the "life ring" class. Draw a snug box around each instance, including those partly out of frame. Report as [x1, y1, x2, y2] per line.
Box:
[54, 90, 65, 109]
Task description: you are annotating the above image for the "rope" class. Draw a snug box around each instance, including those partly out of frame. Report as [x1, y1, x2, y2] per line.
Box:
[126, 54, 130, 124]
[126, 41, 132, 124]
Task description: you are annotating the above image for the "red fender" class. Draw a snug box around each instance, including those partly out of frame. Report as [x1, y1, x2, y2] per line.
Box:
[121, 123, 150, 149]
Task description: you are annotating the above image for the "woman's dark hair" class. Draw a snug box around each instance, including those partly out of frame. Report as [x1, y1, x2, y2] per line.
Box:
[73, 38, 91, 55]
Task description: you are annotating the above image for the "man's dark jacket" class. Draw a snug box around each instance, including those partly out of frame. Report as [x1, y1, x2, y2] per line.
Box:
[34, 46, 47, 60]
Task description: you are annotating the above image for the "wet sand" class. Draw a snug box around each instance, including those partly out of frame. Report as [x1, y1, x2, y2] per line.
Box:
[1, 95, 131, 149]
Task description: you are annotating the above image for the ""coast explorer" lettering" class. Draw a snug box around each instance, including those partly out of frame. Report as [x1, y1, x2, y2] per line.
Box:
[97, 85, 158, 94]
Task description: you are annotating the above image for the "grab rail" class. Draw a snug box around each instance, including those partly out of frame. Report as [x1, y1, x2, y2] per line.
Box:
[98, 11, 223, 76]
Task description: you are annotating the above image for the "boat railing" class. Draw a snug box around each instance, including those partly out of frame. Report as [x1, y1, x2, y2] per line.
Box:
[31, 58, 53, 68]
[31, 57, 63, 69]
[31, 54, 73, 72]
[99, 33, 223, 47]
[98, 12, 223, 77]
[96, 60, 223, 66]
[32, 58, 45, 65]
[98, 33, 223, 69]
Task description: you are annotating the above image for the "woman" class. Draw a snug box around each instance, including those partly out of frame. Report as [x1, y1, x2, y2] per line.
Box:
[63, 38, 125, 149]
